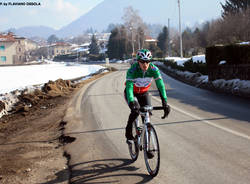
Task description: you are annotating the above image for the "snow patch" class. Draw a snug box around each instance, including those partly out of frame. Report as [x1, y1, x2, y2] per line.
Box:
[0, 61, 105, 118]
[219, 60, 226, 65]
[165, 54, 206, 66]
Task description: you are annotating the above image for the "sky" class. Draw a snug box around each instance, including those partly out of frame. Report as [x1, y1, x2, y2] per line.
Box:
[0, 0, 225, 32]
[0, 0, 104, 31]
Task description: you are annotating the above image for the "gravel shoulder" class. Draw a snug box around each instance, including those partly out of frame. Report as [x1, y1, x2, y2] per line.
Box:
[0, 71, 112, 184]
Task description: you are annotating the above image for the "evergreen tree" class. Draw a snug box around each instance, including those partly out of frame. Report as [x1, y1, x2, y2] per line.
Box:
[106, 23, 120, 32]
[199, 22, 209, 48]
[182, 27, 194, 56]
[118, 26, 129, 59]
[157, 26, 169, 56]
[221, 0, 250, 18]
[89, 34, 100, 55]
[107, 28, 119, 59]
[107, 26, 129, 60]
[47, 34, 59, 44]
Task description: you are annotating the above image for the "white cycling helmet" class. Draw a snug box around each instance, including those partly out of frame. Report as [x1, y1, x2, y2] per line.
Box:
[136, 49, 152, 61]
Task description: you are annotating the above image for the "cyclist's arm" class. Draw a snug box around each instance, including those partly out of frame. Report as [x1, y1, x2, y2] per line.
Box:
[126, 80, 134, 103]
[126, 66, 136, 103]
[155, 78, 167, 102]
[152, 65, 167, 102]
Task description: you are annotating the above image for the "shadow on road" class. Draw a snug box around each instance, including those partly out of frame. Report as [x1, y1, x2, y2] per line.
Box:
[150, 88, 250, 123]
[41, 158, 153, 184]
[61, 117, 227, 137]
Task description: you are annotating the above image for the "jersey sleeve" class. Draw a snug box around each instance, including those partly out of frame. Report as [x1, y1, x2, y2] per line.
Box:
[155, 78, 167, 102]
[152, 64, 168, 102]
[125, 66, 135, 103]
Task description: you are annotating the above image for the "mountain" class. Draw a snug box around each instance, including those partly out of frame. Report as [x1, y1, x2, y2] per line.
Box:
[56, 0, 129, 37]
[9, 26, 56, 39]
[56, 0, 169, 37]
[56, 0, 222, 38]
[8, 0, 222, 38]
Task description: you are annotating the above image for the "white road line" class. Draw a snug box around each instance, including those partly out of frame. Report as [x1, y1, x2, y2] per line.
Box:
[152, 96, 250, 140]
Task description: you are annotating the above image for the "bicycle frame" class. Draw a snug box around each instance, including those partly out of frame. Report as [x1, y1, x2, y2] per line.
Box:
[135, 107, 152, 152]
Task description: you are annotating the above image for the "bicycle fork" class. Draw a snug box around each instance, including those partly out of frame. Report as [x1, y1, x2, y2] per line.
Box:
[136, 112, 151, 152]
[135, 118, 142, 150]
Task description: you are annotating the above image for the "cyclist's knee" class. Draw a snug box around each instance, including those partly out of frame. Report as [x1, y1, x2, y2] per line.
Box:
[131, 110, 139, 117]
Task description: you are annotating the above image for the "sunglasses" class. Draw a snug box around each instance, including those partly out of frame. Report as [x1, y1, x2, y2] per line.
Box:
[138, 60, 151, 64]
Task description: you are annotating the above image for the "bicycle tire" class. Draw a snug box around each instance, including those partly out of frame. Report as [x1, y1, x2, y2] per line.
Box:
[143, 124, 160, 177]
[128, 121, 139, 161]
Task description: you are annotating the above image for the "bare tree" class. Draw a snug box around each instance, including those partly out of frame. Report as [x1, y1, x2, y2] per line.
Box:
[207, 7, 250, 45]
[122, 6, 148, 54]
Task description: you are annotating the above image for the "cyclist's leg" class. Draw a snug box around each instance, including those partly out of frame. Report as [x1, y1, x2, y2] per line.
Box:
[136, 91, 151, 107]
[124, 89, 140, 140]
[136, 92, 151, 122]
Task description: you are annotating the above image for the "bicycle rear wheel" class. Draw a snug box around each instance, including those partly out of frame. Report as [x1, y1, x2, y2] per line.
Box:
[143, 124, 160, 177]
[128, 121, 139, 161]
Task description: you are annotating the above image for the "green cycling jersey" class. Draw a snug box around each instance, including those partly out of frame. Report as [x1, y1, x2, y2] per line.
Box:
[126, 62, 167, 103]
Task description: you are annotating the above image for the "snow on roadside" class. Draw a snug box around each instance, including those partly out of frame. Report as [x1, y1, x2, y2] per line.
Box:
[0, 61, 106, 118]
[165, 55, 206, 66]
[154, 61, 250, 98]
[0, 62, 104, 94]
[212, 79, 250, 94]
[165, 57, 189, 66]
[238, 41, 250, 45]
[192, 55, 206, 63]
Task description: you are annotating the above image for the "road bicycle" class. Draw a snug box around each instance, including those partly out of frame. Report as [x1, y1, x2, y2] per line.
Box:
[127, 105, 165, 177]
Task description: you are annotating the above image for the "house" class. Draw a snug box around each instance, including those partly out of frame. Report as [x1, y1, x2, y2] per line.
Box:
[0, 32, 26, 65]
[71, 43, 90, 55]
[25, 39, 39, 51]
[0, 32, 39, 65]
[48, 42, 72, 58]
[144, 36, 158, 46]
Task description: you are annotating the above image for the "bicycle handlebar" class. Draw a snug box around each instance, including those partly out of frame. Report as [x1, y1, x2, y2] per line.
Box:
[139, 106, 168, 119]
[153, 106, 164, 110]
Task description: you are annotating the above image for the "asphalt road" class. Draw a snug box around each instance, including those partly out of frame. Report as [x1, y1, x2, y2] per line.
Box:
[64, 63, 250, 184]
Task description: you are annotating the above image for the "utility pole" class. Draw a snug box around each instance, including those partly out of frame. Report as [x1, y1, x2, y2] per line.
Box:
[168, 18, 171, 57]
[130, 27, 135, 56]
[178, 0, 183, 58]
[138, 35, 141, 50]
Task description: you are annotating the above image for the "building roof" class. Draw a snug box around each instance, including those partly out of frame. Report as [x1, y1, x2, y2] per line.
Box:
[0, 32, 16, 42]
[145, 35, 158, 42]
[80, 42, 90, 47]
[51, 42, 71, 47]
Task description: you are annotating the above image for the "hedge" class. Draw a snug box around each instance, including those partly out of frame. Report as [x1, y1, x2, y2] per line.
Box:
[161, 58, 208, 75]
[206, 44, 250, 80]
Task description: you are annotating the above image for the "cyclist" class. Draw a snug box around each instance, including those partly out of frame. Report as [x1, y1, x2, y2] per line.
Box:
[124, 49, 170, 142]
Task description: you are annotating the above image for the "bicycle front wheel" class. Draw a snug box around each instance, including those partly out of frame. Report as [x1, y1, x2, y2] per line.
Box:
[128, 121, 139, 161]
[143, 124, 160, 177]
